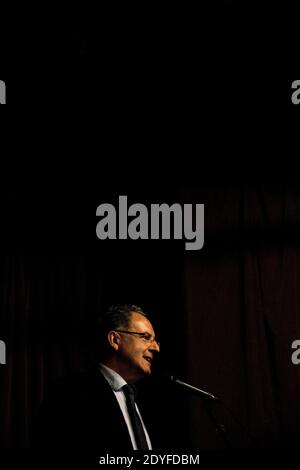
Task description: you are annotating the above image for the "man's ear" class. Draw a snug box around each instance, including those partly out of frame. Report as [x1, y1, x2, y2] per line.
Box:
[108, 331, 120, 351]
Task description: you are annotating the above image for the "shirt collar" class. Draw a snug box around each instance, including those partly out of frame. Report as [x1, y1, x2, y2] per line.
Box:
[99, 363, 127, 392]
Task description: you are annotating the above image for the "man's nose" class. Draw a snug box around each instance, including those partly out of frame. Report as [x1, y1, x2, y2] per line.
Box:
[149, 341, 160, 353]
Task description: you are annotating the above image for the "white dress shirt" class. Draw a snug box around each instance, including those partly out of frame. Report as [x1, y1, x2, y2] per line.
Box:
[99, 363, 152, 450]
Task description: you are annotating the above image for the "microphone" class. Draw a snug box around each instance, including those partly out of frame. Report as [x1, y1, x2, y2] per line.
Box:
[164, 374, 259, 448]
[169, 376, 220, 402]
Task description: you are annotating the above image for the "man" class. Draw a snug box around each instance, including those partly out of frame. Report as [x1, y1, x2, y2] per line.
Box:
[34, 304, 162, 453]
[97, 304, 160, 450]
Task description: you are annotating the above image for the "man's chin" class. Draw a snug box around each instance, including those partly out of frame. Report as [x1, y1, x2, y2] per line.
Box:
[143, 364, 152, 375]
[139, 363, 152, 377]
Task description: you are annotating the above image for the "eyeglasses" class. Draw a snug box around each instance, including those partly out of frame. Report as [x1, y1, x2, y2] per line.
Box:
[115, 330, 160, 347]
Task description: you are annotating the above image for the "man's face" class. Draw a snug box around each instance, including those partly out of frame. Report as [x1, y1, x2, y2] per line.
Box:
[115, 312, 160, 383]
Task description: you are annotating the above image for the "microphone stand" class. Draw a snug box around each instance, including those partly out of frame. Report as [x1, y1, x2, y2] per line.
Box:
[202, 400, 232, 449]
[169, 376, 232, 449]
[169, 376, 260, 449]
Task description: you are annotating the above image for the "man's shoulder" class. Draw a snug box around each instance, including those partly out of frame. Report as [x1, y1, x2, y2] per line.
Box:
[45, 367, 110, 402]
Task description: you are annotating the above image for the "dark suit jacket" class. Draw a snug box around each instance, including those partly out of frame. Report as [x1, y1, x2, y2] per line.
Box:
[34, 369, 136, 453]
[33, 368, 191, 460]
[33, 368, 180, 456]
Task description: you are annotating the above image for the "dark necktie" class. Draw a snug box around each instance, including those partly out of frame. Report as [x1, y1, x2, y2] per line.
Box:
[122, 384, 149, 450]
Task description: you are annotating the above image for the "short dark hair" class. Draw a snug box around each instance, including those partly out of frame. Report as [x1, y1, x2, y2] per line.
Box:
[97, 304, 148, 358]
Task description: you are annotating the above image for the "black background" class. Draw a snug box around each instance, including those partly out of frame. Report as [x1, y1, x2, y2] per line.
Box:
[1, 1, 299, 468]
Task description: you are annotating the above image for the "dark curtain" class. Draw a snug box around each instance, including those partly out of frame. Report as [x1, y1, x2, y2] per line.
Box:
[183, 184, 300, 449]
[0, 243, 187, 450]
[0, 255, 103, 449]
[1, 184, 300, 450]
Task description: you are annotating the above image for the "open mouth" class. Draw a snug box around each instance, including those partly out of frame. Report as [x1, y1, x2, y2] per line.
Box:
[144, 356, 152, 364]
